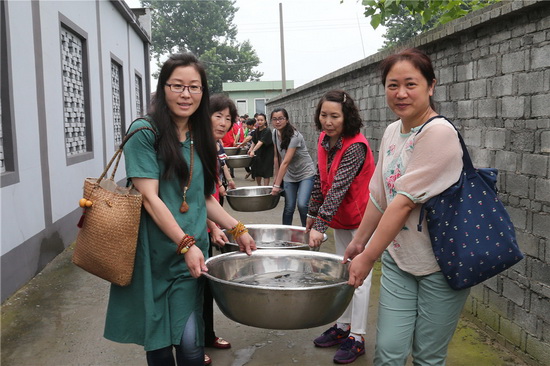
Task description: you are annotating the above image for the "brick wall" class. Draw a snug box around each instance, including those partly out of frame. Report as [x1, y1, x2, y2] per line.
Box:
[267, 1, 549, 364]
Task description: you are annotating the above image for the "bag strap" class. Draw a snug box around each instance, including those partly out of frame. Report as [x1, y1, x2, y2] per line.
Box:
[416, 116, 474, 232]
[97, 122, 157, 184]
[417, 115, 475, 175]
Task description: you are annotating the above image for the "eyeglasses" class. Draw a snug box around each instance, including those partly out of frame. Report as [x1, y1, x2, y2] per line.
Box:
[165, 84, 203, 94]
[271, 117, 286, 122]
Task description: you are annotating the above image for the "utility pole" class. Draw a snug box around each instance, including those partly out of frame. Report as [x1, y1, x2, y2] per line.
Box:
[279, 2, 286, 93]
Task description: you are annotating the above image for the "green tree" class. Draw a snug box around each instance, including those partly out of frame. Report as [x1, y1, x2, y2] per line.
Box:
[362, 0, 499, 30]
[142, 0, 263, 93]
[380, 5, 437, 49]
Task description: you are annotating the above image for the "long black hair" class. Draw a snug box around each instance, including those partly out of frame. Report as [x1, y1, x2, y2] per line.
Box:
[147, 53, 217, 196]
[271, 107, 295, 151]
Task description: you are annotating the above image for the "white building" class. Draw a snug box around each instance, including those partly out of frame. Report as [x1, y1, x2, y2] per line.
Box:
[1, 0, 151, 302]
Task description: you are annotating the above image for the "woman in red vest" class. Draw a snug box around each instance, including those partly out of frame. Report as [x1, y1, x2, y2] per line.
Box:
[306, 90, 375, 365]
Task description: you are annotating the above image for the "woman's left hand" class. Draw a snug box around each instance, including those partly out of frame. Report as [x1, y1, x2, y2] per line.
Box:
[184, 245, 207, 278]
[227, 180, 236, 190]
[235, 232, 257, 255]
[308, 229, 324, 248]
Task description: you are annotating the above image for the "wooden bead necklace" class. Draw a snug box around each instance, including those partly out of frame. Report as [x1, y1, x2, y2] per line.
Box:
[180, 138, 194, 213]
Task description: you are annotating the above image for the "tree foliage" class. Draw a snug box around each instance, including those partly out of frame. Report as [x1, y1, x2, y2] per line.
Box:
[362, 0, 499, 30]
[141, 0, 263, 93]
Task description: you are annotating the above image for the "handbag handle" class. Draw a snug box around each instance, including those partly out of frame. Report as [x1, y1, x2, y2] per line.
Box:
[96, 126, 157, 184]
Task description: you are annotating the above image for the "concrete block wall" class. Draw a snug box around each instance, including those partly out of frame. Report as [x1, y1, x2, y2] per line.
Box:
[267, 1, 549, 364]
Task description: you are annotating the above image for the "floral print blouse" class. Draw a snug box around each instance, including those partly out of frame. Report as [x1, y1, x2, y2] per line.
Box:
[369, 117, 463, 276]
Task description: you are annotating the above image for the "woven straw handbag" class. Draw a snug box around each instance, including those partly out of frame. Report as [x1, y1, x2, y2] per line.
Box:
[72, 126, 156, 286]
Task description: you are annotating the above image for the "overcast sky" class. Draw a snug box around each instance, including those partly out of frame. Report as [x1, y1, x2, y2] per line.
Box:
[125, 0, 386, 87]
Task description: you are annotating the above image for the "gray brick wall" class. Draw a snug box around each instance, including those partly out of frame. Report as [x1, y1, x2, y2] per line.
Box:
[267, 1, 550, 364]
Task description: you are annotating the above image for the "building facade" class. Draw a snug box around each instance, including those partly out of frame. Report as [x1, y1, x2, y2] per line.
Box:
[0, 0, 151, 302]
[223, 80, 294, 117]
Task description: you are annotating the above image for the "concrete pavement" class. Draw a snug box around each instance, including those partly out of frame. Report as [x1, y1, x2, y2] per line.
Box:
[1, 169, 527, 366]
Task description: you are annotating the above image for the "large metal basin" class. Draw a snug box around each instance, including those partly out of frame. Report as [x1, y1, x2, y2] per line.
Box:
[221, 224, 327, 253]
[203, 250, 354, 329]
[226, 186, 281, 212]
[224, 147, 243, 156]
[225, 155, 252, 168]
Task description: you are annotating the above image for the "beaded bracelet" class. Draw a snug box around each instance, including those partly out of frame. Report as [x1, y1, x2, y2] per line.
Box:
[227, 221, 248, 239]
[306, 213, 317, 220]
[177, 234, 196, 255]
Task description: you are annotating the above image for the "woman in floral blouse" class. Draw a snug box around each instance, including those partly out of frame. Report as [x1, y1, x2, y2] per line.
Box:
[345, 48, 470, 365]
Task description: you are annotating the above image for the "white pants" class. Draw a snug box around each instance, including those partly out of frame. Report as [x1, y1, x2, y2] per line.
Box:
[334, 228, 371, 335]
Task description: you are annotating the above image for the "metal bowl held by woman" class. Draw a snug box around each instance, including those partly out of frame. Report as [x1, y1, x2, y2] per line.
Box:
[225, 186, 281, 212]
[225, 154, 252, 168]
[223, 147, 243, 156]
[203, 250, 354, 329]
[221, 224, 327, 253]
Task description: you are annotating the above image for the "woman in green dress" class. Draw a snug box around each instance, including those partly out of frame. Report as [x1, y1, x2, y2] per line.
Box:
[104, 53, 256, 366]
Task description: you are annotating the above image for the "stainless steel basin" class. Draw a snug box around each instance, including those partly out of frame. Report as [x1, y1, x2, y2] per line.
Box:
[203, 250, 354, 329]
[225, 155, 252, 168]
[221, 224, 327, 252]
[225, 186, 281, 212]
[224, 147, 243, 156]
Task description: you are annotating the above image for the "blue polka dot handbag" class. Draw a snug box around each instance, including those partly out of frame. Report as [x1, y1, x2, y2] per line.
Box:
[417, 117, 524, 290]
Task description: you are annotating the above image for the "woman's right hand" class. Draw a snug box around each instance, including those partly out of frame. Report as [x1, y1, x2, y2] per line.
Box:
[271, 186, 282, 196]
[308, 229, 324, 248]
[305, 217, 314, 233]
[184, 245, 207, 278]
[347, 252, 375, 289]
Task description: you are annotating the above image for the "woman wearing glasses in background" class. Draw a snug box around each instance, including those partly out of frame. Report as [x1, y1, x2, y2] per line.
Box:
[103, 53, 256, 366]
[270, 108, 316, 227]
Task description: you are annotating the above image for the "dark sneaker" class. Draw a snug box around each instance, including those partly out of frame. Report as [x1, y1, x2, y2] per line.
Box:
[313, 324, 350, 347]
[333, 336, 365, 364]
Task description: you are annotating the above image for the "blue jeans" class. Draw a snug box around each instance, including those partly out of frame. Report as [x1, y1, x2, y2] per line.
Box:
[282, 176, 315, 226]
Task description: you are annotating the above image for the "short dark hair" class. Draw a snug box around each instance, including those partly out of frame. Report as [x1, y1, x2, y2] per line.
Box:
[210, 94, 237, 129]
[314, 90, 363, 137]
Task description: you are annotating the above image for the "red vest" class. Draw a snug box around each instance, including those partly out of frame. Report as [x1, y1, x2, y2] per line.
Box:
[317, 132, 375, 230]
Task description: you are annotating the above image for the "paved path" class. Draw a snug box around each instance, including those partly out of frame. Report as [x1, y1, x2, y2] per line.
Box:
[1, 169, 526, 365]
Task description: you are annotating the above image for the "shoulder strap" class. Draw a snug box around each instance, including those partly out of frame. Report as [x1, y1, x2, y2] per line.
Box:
[416, 115, 475, 175]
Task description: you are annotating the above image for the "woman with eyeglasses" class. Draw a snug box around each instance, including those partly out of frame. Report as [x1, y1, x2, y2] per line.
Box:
[103, 53, 256, 366]
[247, 113, 274, 186]
[270, 108, 315, 226]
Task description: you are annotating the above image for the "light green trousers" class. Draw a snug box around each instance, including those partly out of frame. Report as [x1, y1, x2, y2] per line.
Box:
[374, 251, 470, 366]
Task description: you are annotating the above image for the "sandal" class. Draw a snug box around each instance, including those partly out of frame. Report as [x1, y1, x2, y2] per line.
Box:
[210, 336, 231, 349]
[204, 354, 212, 365]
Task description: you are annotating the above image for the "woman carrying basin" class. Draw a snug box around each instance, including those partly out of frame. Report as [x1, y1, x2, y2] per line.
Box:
[306, 90, 376, 364]
[270, 107, 316, 226]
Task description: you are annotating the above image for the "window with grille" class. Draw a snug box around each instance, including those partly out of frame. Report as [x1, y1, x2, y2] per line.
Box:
[111, 59, 124, 147]
[61, 25, 89, 157]
[135, 73, 143, 118]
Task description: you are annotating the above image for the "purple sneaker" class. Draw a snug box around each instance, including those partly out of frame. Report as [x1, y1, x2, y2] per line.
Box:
[333, 336, 365, 364]
[313, 324, 350, 348]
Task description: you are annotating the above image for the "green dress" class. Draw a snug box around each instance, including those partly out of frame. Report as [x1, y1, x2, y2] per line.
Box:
[104, 118, 208, 351]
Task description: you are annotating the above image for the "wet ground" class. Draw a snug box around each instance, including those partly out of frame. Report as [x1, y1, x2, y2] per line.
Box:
[1, 170, 527, 366]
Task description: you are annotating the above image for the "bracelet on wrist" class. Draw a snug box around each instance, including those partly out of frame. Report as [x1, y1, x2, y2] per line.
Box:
[177, 234, 196, 255]
[307, 213, 317, 220]
[227, 221, 248, 239]
[273, 184, 280, 188]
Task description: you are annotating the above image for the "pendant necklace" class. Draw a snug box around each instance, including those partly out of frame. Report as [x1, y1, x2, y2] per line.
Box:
[180, 137, 194, 213]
